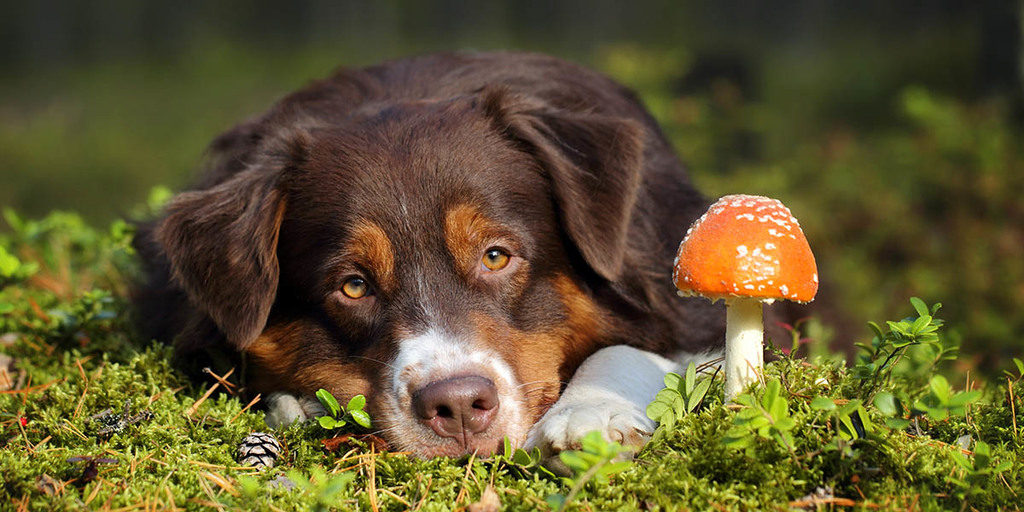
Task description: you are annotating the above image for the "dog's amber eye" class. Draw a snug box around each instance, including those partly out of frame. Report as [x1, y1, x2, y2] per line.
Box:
[341, 277, 370, 299]
[481, 248, 511, 271]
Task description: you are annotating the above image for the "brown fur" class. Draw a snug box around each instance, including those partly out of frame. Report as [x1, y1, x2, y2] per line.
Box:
[133, 51, 746, 455]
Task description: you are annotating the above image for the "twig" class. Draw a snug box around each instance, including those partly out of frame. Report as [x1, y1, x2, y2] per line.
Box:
[370, 444, 382, 512]
[454, 451, 478, 505]
[0, 377, 64, 396]
[185, 382, 221, 418]
[1008, 377, 1018, 440]
[229, 394, 262, 424]
[202, 367, 237, 395]
[73, 359, 90, 420]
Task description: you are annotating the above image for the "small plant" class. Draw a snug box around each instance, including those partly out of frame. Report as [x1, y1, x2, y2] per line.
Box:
[1003, 357, 1024, 383]
[315, 389, 372, 431]
[722, 379, 797, 456]
[810, 396, 875, 466]
[0, 245, 38, 290]
[495, 437, 555, 479]
[852, 298, 949, 400]
[912, 374, 981, 422]
[949, 441, 1012, 503]
[546, 431, 632, 512]
[646, 362, 714, 429]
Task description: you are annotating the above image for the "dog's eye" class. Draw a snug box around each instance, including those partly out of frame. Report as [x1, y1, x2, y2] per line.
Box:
[341, 277, 370, 299]
[481, 248, 511, 271]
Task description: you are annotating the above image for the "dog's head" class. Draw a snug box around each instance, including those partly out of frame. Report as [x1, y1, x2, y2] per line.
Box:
[156, 88, 647, 457]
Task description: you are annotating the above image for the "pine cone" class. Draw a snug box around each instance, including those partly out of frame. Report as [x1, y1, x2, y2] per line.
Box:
[238, 432, 282, 469]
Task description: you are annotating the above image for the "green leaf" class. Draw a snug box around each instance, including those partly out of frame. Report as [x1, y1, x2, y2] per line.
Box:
[929, 375, 951, 403]
[947, 390, 981, 408]
[873, 392, 899, 416]
[867, 322, 885, 344]
[663, 372, 681, 390]
[910, 315, 932, 334]
[558, 451, 589, 472]
[350, 410, 372, 429]
[909, 297, 929, 317]
[659, 408, 677, 428]
[645, 398, 671, 422]
[318, 416, 339, 430]
[885, 418, 911, 430]
[512, 448, 535, 466]
[316, 389, 342, 418]
[810, 396, 837, 411]
[722, 428, 753, 449]
[774, 416, 796, 432]
[950, 450, 973, 470]
[688, 377, 713, 412]
[1014, 358, 1024, 376]
[684, 362, 696, 392]
[346, 394, 366, 412]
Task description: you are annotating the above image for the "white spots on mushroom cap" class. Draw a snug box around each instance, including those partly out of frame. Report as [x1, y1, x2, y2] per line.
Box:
[736, 245, 748, 258]
[780, 284, 789, 296]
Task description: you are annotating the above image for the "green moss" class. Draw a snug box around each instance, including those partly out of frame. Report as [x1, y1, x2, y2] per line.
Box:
[1, 212, 1022, 510]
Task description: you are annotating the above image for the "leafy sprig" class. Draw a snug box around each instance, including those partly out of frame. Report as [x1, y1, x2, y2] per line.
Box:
[722, 379, 797, 456]
[315, 389, 372, 431]
[852, 297, 953, 400]
[646, 362, 714, 429]
[546, 431, 632, 512]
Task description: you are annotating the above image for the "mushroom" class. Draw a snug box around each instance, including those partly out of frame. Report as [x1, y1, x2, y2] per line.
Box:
[672, 194, 818, 401]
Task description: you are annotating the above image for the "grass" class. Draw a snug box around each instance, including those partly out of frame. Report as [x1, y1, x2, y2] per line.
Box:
[1, 204, 1023, 511]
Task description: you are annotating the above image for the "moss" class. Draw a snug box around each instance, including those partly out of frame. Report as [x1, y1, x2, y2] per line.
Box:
[1, 211, 1022, 510]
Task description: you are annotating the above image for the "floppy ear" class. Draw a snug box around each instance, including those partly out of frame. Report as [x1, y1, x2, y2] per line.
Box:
[481, 88, 645, 281]
[156, 131, 303, 349]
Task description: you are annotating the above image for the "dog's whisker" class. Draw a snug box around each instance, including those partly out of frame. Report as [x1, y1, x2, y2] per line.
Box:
[352, 355, 396, 370]
[516, 380, 566, 390]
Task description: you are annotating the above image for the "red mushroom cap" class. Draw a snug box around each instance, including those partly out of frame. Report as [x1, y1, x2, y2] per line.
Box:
[673, 194, 818, 303]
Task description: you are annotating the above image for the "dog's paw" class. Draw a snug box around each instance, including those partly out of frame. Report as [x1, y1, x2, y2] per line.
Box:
[522, 345, 692, 474]
[264, 392, 327, 428]
[525, 390, 655, 455]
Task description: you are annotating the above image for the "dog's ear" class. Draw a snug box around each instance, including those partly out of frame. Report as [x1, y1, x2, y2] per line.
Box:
[156, 130, 305, 349]
[481, 88, 644, 281]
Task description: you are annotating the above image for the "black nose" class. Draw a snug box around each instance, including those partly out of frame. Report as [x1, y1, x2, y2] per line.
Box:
[412, 376, 499, 444]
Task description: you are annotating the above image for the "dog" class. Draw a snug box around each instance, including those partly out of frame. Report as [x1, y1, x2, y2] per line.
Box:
[134, 51, 733, 459]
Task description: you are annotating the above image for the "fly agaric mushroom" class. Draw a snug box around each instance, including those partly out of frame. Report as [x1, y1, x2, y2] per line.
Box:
[673, 194, 817, 401]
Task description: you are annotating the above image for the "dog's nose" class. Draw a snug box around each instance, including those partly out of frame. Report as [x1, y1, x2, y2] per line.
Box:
[412, 376, 499, 444]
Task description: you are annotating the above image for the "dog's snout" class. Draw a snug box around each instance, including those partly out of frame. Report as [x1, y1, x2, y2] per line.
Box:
[412, 376, 499, 443]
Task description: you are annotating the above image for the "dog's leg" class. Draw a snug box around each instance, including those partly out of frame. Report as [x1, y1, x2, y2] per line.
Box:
[525, 345, 718, 470]
[264, 392, 327, 428]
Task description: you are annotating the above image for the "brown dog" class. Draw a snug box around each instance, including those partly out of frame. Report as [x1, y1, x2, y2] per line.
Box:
[134, 51, 730, 458]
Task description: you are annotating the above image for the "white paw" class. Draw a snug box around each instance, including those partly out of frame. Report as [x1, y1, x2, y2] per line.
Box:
[264, 392, 326, 428]
[525, 392, 655, 454]
[523, 345, 681, 474]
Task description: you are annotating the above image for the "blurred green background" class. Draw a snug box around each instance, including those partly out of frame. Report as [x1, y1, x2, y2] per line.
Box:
[1, 0, 1022, 370]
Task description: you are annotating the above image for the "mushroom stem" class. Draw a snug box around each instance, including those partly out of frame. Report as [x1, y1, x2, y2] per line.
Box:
[724, 298, 765, 401]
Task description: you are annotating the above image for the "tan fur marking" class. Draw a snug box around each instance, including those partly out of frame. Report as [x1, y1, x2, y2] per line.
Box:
[348, 219, 396, 290]
[476, 274, 612, 423]
[444, 204, 505, 274]
[245, 321, 374, 406]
